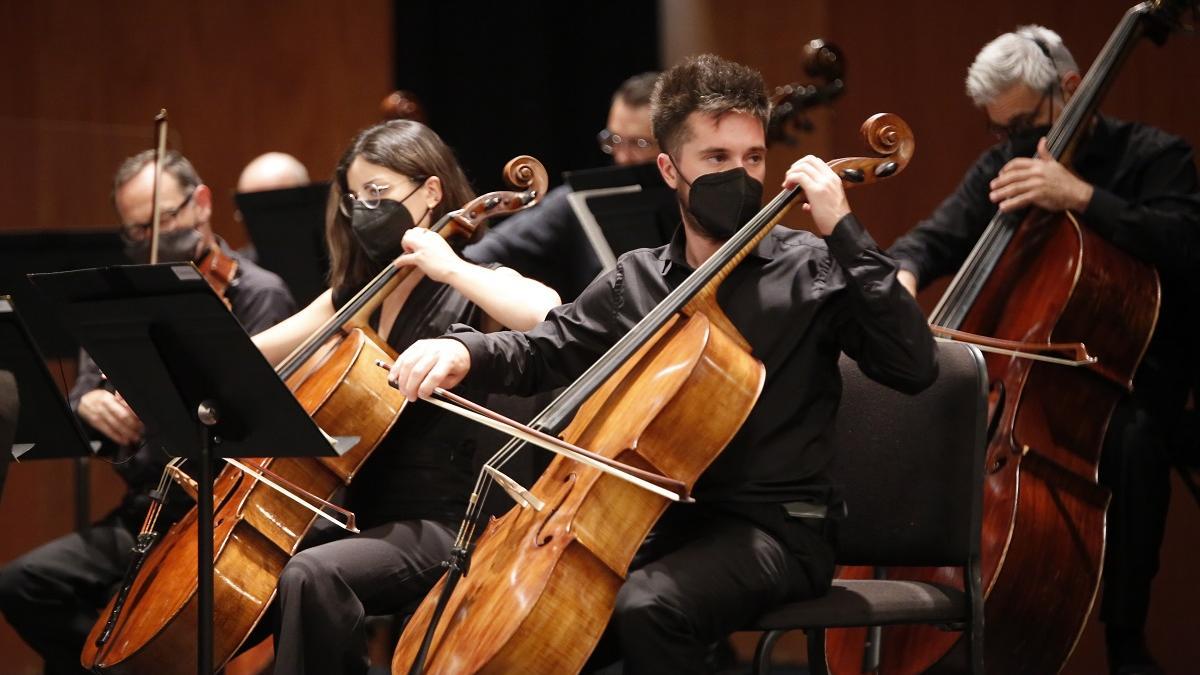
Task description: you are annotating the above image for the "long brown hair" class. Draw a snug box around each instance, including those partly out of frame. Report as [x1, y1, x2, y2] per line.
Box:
[326, 120, 475, 291]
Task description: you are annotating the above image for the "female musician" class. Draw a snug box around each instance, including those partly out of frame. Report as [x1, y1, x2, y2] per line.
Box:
[250, 119, 560, 674]
[389, 55, 936, 673]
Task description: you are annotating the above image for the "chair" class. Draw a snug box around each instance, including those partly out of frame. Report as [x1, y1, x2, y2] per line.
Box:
[747, 341, 987, 674]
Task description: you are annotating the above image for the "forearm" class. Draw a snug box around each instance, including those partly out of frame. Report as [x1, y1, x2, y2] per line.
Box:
[251, 289, 335, 366]
[443, 263, 561, 331]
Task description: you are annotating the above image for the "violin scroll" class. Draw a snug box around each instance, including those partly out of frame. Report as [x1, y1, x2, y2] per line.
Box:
[828, 113, 915, 187]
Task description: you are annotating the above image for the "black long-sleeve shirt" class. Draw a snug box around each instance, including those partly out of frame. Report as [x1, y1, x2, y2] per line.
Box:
[69, 246, 295, 527]
[889, 116, 1200, 374]
[447, 215, 937, 507]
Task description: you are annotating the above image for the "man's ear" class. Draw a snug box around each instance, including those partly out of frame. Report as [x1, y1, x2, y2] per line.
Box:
[193, 184, 214, 224]
[657, 152, 678, 189]
[1061, 71, 1082, 101]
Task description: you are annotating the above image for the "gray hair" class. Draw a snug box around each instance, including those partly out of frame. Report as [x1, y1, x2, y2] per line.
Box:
[113, 149, 202, 202]
[965, 25, 1079, 106]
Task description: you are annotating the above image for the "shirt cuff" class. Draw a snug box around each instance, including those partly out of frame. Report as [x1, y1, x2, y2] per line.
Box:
[1082, 186, 1126, 239]
[824, 213, 879, 268]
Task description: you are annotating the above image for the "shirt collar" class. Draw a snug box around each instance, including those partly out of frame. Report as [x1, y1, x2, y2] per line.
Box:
[656, 223, 775, 275]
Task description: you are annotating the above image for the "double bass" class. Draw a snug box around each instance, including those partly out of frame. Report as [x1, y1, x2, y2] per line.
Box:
[80, 156, 549, 674]
[389, 114, 915, 674]
[828, 2, 1195, 672]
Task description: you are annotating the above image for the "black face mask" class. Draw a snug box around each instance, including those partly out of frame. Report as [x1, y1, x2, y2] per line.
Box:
[123, 226, 204, 264]
[1006, 124, 1053, 159]
[674, 164, 764, 241]
[350, 198, 429, 266]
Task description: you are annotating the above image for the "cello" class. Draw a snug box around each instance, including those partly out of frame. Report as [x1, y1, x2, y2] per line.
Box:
[827, 2, 1195, 673]
[80, 156, 549, 674]
[389, 114, 915, 675]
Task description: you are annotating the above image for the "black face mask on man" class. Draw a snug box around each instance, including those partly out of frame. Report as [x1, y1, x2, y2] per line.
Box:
[123, 226, 205, 264]
[672, 163, 764, 241]
[349, 189, 430, 267]
[1006, 124, 1053, 159]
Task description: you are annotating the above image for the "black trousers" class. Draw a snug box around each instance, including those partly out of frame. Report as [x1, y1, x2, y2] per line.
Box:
[1098, 361, 1189, 633]
[270, 518, 455, 675]
[0, 513, 135, 675]
[588, 502, 836, 675]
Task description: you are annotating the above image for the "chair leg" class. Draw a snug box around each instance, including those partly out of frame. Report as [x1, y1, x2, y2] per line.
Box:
[806, 628, 829, 675]
[752, 630, 785, 675]
[967, 555, 985, 675]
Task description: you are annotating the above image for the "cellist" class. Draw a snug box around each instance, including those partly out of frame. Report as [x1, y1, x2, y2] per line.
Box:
[0, 150, 296, 675]
[887, 26, 1200, 674]
[249, 119, 560, 674]
[389, 55, 937, 673]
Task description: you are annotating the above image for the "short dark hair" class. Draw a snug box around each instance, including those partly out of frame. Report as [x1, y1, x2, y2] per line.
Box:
[614, 71, 660, 108]
[651, 54, 769, 155]
[112, 149, 202, 204]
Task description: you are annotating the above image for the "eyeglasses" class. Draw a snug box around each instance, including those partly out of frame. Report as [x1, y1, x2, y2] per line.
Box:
[339, 179, 425, 218]
[987, 88, 1055, 140]
[597, 129, 657, 155]
[121, 190, 195, 241]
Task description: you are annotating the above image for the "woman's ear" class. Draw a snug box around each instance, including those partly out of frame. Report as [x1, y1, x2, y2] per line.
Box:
[424, 176, 443, 209]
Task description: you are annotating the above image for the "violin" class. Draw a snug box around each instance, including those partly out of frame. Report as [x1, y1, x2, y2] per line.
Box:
[80, 156, 550, 674]
[389, 114, 915, 675]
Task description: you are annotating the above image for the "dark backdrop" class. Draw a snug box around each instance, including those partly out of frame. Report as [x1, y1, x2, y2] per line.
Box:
[393, 1, 660, 191]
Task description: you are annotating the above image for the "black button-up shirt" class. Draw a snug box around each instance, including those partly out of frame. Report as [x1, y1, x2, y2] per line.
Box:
[448, 214, 937, 507]
[888, 116, 1200, 377]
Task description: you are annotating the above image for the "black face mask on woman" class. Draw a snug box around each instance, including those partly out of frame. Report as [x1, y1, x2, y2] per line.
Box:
[350, 196, 430, 267]
[673, 163, 764, 241]
[123, 226, 205, 264]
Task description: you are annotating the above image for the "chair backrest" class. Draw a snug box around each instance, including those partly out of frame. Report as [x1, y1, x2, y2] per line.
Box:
[829, 341, 986, 567]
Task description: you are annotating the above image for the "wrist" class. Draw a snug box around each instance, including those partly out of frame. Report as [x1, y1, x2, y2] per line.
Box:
[1072, 182, 1094, 213]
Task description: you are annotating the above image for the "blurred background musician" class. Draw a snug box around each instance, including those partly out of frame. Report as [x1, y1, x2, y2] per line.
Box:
[888, 25, 1200, 675]
[0, 150, 295, 675]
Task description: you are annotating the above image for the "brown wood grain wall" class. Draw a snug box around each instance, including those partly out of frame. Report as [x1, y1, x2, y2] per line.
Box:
[663, 1, 1200, 672]
[0, 2, 392, 671]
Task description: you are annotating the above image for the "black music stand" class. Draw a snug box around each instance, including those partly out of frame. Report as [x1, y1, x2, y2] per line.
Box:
[29, 263, 351, 675]
[563, 162, 677, 272]
[0, 296, 98, 507]
[0, 296, 97, 461]
[235, 182, 331, 305]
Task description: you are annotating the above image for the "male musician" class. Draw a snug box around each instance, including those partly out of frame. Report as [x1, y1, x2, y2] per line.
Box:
[463, 71, 661, 302]
[0, 150, 295, 675]
[888, 26, 1200, 675]
[389, 54, 937, 673]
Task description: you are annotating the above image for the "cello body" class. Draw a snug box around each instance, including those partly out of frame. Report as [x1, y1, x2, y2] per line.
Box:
[81, 328, 407, 673]
[828, 212, 1158, 673]
[391, 311, 765, 674]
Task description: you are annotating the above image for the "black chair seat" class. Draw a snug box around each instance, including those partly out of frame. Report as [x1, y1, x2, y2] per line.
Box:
[752, 580, 967, 631]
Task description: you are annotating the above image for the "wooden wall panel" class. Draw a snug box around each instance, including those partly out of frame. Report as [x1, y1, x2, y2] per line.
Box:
[0, 2, 391, 671]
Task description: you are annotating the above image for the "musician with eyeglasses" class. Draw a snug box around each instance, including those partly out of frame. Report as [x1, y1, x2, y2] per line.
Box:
[463, 71, 660, 302]
[0, 150, 295, 675]
[888, 25, 1200, 674]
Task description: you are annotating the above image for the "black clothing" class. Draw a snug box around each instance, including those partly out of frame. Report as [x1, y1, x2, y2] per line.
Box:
[0, 247, 294, 675]
[448, 214, 937, 672]
[451, 215, 938, 508]
[330, 270, 495, 529]
[270, 270, 497, 674]
[888, 117, 1200, 639]
[463, 184, 602, 302]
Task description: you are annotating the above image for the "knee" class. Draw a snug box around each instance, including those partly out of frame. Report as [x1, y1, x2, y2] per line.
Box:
[277, 550, 330, 599]
[613, 574, 686, 640]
